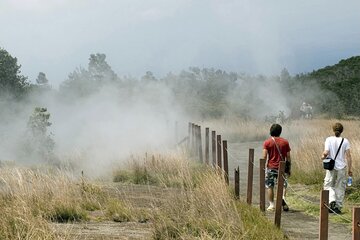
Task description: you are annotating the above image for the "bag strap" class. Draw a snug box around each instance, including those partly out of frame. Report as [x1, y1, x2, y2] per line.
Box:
[333, 138, 344, 161]
[271, 137, 285, 161]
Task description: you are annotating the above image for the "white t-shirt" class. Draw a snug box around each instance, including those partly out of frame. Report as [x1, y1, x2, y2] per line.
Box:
[324, 136, 350, 170]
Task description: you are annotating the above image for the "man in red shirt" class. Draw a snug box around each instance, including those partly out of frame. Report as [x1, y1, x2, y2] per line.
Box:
[262, 124, 291, 211]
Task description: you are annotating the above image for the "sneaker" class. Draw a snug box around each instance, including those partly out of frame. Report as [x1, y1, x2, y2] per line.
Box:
[329, 201, 336, 213]
[267, 205, 275, 211]
[333, 207, 342, 214]
[282, 199, 289, 212]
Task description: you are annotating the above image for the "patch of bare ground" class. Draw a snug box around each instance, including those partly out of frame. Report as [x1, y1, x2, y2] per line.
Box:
[51, 183, 179, 239]
[51, 221, 152, 240]
[103, 183, 179, 208]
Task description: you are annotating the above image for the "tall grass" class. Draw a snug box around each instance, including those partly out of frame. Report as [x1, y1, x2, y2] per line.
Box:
[0, 166, 124, 239]
[114, 154, 286, 239]
[0, 167, 72, 239]
[287, 119, 360, 183]
[202, 118, 269, 142]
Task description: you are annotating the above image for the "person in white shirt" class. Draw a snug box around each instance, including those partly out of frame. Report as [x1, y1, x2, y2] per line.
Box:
[321, 122, 352, 214]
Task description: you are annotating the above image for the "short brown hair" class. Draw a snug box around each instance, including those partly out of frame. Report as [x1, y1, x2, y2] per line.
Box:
[332, 122, 343, 137]
[270, 124, 282, 137]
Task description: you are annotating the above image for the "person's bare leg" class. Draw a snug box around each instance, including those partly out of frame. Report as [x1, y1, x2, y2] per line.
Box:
[267, 188, 274, 210]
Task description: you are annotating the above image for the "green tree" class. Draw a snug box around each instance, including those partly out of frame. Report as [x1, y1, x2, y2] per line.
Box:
[36, 72, 49, 85]
[141, 71, 157, 82]
[0, 47, 29, 98]
[88, 53, 118, 82]
[280, 68, 290, 82]
[286, 56, 360, 117]
[25, 107, 55, 162]
[60, 53, 119, 98]
[60, 67, 96, 98]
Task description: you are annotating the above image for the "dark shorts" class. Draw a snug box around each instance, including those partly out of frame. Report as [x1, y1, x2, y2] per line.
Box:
[265, 169, 288, 188]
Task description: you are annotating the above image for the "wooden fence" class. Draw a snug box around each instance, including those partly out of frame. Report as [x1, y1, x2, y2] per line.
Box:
[185, 121, 360, 240]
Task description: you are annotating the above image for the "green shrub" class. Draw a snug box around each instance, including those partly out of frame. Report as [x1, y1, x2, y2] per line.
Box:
[106, 198, 133, 222]
[113, 169, 132, 182]
[80, 181, 107, 211]
[49, 204, 87, 222]
[112, 166, 158, 185]
[346, 184, 360, 202]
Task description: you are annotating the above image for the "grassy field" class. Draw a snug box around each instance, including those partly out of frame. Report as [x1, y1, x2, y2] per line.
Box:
[0, 154, 287, 239]
[1, 118, 358, 238]
[0, 166, 138, 239]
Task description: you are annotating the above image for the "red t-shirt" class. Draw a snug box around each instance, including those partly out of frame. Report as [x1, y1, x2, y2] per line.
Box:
[263, 137, 291, 170]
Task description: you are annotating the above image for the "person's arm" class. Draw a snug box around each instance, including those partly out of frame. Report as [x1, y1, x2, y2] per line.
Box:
[286, 152, 291, 162]
[262, 149, 268, 160]
[321, 150, 329, 160]
[285, 151, 292, 176]
[346, 149, 352, 176]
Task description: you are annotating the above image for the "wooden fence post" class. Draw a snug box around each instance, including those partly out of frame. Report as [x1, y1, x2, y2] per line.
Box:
[235, 166, 240, 199]
[197, 125, 203, 163]
[196, 125, 200, 158]
[259, 158, 266, 212]
[205, 127, 209, 165]
[217, 135, 222, 169]
[211, 131, 216, 167]
[353, 207, 360, 240]
[274, 161, 285, 228]
[223, 140, 229, 185]
[319, 190, 329, 240]
[246, 148, 254, 205]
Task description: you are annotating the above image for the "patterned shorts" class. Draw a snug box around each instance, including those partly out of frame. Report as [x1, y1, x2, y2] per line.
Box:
[265, 169, 288, 188]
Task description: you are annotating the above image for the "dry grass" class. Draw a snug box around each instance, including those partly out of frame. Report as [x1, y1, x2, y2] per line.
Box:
[0, 166, 131, 239]
[287, 119, 360, 180]
[115, 153, 286, 239]
[201, 118, 270, 142]
[0, 167, 75, 239]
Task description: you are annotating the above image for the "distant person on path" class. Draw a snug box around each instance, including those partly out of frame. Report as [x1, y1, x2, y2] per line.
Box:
[300, 102, 307, 118]
[304, 103, 313, 119]
[321, 122, 352, 214]
[262, 124, 291, 211]
[300, 102, 313, 119]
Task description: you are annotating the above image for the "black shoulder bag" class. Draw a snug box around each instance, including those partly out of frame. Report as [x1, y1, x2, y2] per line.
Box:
[323, 138, 344, 170]
[271, 137, 291, 175]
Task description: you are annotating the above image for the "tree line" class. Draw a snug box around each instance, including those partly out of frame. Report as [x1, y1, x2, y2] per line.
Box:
[1, 47, 359, 119]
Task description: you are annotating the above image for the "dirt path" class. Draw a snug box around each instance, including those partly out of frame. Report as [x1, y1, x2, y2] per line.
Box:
[52, 221, 152, 240]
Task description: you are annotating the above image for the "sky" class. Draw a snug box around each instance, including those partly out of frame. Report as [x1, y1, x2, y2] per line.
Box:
[1, 0, 360, 87]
